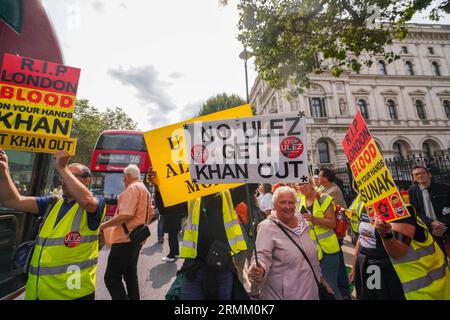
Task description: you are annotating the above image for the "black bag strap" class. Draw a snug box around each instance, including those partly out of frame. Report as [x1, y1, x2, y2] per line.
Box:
[273, 220, 320, 286]
[122, 188, 150, 235]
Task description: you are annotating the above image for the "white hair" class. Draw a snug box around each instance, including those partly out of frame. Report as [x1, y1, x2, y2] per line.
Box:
[124, 164, 140, 179]
[272, 186, 297, 205]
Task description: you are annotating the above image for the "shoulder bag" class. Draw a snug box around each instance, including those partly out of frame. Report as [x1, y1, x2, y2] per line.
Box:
[122, 191, 151, 244]
[273, 220, 336, 300]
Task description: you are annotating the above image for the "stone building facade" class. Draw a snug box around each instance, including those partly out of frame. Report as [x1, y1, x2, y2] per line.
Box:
[249, 23, 450, 170]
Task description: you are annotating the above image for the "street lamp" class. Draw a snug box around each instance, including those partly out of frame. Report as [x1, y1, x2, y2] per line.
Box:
[239, 49, 252, 103]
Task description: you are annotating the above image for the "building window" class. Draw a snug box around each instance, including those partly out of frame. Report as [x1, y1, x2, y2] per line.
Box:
[432, 62, 441, 76]
[351, 59, 360, 74]
[387, 99, 398, 119]
[415, 100, 426, 119]
[428, 47, 434, 55]
[401, 46, 408, 54]
[444, 100, 450, 119]
[393, 142, 403, 158]
[378, 60, 387, 75]
[338, 98, 346, 116]
[317, 141, 330, 163]
[423, 142, 431, 157]
[405, 61, 414, 75]
[358, 99, 369, 119]
[310, 97, 326, 118]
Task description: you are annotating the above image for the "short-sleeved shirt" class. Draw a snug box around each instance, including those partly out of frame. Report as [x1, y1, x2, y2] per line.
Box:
[109, 181, 153, 244]
[36, 195, 105, 231]
[358, 208, 417, 258]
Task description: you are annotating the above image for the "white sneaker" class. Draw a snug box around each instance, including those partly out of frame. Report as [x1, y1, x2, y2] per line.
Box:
[162, 256, 176, 262]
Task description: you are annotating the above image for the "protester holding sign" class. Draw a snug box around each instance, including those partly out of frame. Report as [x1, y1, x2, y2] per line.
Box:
[349, 182, 407, 300]
[373, 205, 450, 299]
[148, 168, 249, 300]
[343, 112, 450, 299]
[248, 186, 333, 299]
[0, 149, 105, 300]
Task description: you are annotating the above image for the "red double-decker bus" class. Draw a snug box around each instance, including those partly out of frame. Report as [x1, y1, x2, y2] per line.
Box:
[0, 0, 66, 300]
[89, 130, 152, 218]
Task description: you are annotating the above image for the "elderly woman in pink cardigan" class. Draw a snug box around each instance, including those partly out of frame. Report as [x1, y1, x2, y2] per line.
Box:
[249, 186, 333, 300]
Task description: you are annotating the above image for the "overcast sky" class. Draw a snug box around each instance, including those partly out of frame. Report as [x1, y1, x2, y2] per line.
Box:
[41, 0, 450, 131]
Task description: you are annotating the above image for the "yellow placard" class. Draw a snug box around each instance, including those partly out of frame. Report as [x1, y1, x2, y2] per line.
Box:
[0, 84, 74, 138]
[144, 104, 253, 207]
[0, 130, 77, 155]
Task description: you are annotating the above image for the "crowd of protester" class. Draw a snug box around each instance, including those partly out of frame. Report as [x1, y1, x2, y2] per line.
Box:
[1, 146, 449, 300]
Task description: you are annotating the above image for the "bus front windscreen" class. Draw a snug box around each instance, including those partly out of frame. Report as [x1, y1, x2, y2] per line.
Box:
[91, 172, 125, 200]
[95, 134, 146, 151]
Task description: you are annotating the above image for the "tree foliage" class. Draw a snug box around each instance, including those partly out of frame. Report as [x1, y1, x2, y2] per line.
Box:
[71, 99, 138, 164]
[234, 0, 449, 96]
[197, 93, 247, 116]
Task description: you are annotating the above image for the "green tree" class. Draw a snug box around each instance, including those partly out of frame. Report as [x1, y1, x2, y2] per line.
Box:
[71, 99, 137, 164]
[233, 0, 449, 96]
[198, 93, 247, 116]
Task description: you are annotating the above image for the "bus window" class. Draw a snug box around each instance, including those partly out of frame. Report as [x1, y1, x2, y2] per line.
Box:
[91, 172, 125, 200]
[0, 151, 37, 208]
[95, 134, 146, 151]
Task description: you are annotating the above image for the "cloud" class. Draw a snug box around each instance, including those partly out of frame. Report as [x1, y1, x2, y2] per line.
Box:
[182, 100, 204, 120]
[92, 1, 106, 14]
[108, 65, 177, 115]
[168, 72, 185, 79]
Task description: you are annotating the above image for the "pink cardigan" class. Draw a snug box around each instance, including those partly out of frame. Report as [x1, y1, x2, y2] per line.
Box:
[250, 213, 320, 300]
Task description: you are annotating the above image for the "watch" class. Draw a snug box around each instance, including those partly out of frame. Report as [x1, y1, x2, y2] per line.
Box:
[381, 231, 394, 240]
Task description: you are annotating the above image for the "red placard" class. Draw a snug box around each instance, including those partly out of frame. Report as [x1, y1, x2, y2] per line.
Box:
[0, 54, 80, 95]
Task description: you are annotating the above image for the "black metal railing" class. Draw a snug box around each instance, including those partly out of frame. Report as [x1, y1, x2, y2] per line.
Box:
[335, 149, 450, 205]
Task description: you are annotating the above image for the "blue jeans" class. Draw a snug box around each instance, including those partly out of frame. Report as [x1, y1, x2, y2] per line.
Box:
[180, 268, 233, 300]
[337, 239, 351, 299]
[320, 252, 342, 300]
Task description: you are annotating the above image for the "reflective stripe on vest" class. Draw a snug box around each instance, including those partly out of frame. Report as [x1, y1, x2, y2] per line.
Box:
[29, 257, 98, 276]
[25, 198, 105, 300]
[349, 195, 363, 233]
[180, 190, 247, 259]
[390, 210, 450, 300]
[300, 194, 340, 258]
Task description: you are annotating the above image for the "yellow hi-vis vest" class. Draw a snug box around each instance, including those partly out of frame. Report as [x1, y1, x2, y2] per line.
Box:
[180, 189, 247, 259]
[349, 195, 364, 234]
[300, 193, 340, 261]
[390, 205, 450, 300]
[25, 198, 105, 300]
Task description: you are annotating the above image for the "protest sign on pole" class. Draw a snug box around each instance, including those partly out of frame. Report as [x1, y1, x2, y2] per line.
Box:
[143, 104, 253, 207]
[0, 54, 80, 155]
[342, 111, 410, 223]
[185, 112, 309, 184]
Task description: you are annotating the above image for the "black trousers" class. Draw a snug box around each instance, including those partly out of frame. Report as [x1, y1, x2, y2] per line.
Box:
[354, 252, 405, 300]
[168, 229, 179, 258]
[104, 242, 142, 300]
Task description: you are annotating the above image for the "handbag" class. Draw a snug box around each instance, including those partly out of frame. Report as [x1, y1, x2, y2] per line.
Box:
[273, 221, 336, 300]
[206, 240, 232, 271]
[166, 272, 184, 300]
[122, 191, 151, 244]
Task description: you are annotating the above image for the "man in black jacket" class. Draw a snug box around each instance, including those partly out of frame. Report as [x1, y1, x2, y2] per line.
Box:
[408, 166, 450, 255]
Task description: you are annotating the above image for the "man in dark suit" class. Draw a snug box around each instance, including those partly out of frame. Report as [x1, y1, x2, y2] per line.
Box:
[408, 166, 450, 255]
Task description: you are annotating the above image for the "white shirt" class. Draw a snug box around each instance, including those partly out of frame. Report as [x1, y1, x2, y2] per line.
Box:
[257, 193, 273, 212]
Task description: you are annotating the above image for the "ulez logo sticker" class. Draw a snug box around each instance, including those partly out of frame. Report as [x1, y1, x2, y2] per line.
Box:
[280, 136, 304, 159]
[191, 144, 208, 164]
